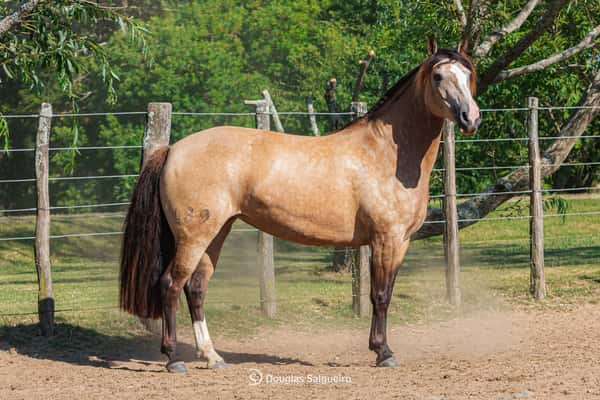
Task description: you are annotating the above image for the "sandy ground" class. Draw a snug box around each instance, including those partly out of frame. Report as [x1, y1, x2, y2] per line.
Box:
[2, 305, 600, 400]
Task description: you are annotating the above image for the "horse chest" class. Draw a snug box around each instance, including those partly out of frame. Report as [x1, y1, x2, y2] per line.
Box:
[359, 179, 429, 233]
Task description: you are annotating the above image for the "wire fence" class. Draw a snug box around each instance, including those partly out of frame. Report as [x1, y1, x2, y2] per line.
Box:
[0, 105, 598, 318]
[0, 106, 598, 234]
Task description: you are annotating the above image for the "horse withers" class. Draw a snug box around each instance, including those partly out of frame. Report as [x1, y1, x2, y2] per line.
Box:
[119, 36, 481, 373]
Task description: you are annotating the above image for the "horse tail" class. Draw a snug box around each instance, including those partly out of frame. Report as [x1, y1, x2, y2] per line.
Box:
[119, 147, 174, 319]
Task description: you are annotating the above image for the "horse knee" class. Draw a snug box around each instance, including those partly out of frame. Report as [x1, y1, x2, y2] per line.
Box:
[160, 273, 173, 297]
[371, 290, 390, 309]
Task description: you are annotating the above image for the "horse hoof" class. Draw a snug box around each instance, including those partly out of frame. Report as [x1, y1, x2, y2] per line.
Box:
[377, 356, 400, 368]
[208, 359, 228, 370]
[166, 361, 188, 374]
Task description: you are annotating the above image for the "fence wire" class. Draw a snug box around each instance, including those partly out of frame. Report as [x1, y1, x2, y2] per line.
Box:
[1, 105, 599, 319]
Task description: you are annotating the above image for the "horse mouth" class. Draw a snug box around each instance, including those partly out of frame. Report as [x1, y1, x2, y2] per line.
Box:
[459, 126, 477, 135]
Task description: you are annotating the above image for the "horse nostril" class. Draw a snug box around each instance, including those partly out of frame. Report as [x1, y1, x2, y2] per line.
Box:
[460, 111, 469, 124]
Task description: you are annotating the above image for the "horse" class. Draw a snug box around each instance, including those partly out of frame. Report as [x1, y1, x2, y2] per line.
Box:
[119, 35, 481, 373]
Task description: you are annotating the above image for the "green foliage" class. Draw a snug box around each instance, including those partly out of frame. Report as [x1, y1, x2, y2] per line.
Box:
[0, 1, 148, 102]
[0, 0, 598, 209]
[501, 194, 570, 223]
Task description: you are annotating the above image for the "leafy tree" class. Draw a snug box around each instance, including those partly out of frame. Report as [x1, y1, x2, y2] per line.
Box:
[0, 0, 149, 209]
[0, 0, 598, 225]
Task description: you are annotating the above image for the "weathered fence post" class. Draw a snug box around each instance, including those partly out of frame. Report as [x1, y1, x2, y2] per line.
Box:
[35, 102, 53, 336]
[351, 101, 370, 318]
[139, 102, 172, 335]
[244, 98, 277, 318]
[443, 120, 461, 306]
[262, 89, 284, 133]
[324, 78, 344, 130]
[142, 102, 171, 168]
[528, 96, 546, 300]
[306, 96, 320, 136]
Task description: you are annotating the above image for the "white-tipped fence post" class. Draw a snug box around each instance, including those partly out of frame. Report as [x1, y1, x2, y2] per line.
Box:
[306, 96, 320, 136]
[245, 98, 277, 318]
[443, 120, 461, 306]
[351, 101, 370, 318]
[528, 97, 546, 300]
[35, 103, 53, 336]
[139, 102, 172, 335]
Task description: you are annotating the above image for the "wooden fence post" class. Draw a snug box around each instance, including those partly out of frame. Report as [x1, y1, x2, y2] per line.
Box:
[244, 98, 277, 318]
[443, 120, 461, 306]
[306, 96, 320, 136]
[35, 102, 53, 336]
[528, 96, 546, 300]
[262, 89, 284, 133]
[139, 102, 172, 335]
[142, 102, 171, 167]
[351, 101, 370, 318]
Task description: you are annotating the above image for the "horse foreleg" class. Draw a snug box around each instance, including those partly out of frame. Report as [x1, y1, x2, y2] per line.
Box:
[369, 234, 410, 367]
[160, 243, 205, 373]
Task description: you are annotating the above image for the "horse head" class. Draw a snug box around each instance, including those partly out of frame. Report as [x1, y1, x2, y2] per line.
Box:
[418, 35, 482, 134]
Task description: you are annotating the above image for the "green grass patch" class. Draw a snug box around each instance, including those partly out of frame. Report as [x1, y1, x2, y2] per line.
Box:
[0, 195, 598, 349]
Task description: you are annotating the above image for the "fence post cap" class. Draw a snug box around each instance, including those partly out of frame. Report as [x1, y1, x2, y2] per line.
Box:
[39, 103, 52, 118]
[528, 97, 539, 107]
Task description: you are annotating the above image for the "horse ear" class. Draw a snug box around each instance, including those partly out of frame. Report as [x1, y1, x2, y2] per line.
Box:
[457, 34, 469, 55]
[426, 35, 438, 56]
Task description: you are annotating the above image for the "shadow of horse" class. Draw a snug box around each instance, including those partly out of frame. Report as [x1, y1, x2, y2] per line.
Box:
[0, 322, 313, 371]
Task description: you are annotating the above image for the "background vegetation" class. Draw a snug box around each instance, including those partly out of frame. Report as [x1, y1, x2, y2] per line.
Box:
[0, 0, 598, 211]
[1, 195, 599, 337]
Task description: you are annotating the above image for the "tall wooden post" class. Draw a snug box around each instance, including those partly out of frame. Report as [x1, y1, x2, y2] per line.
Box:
[139, 102, 172, 335]
[351, 101, 370, 317]
[443, 120, 461, 306]
[528, 97, 546, 300]
[35, 103, 53, 336]
[142, 103, 171, 167]
[245, 98, 277, 318]
[306, 96, 320, 136]
[262, 89, 284, 133]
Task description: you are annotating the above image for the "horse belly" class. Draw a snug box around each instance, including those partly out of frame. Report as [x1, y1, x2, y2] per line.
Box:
[240, 185, 363, 246]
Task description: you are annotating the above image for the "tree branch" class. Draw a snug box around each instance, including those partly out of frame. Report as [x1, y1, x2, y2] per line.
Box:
[464, 0, 487, 52]
[494, 25, 600, 82]
[477, 0, 571, 94]
[352, 49, 375, 102]
[414, 68, 600, 240]
[474, 0, 541, 58]
[0, 0, 46, 37]
[452, 0, 467, 28]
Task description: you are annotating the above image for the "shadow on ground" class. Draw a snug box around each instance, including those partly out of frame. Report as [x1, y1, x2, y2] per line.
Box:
[0, 322, 313, 371]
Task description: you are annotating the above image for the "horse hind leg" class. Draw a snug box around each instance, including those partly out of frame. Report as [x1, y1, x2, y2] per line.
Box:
[184, 219, 234, 369]
[160, 240, 208, 373]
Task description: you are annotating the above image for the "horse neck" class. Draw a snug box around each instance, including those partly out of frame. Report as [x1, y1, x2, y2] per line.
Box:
[366, 79, 444, 190]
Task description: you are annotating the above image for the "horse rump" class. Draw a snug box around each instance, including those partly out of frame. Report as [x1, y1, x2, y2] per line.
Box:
[119, 147, 174, 319]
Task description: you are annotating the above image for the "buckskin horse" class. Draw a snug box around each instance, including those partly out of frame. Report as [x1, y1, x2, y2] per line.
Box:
[119, 36, 481, 373]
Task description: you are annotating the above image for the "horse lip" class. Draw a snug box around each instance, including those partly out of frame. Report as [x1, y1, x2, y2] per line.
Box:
[459, 124, 477, 135]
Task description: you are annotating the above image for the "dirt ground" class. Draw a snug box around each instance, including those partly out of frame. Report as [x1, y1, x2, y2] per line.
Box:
[2, 304, 600, 400]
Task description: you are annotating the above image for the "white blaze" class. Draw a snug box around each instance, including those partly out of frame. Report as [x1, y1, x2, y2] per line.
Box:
[448, 63, 471, 98]
[448, 63, 480, 122]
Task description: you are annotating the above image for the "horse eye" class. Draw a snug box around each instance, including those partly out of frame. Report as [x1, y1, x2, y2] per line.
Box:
[433, 73, 442, 82]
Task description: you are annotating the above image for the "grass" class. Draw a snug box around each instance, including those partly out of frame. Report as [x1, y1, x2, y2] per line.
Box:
[0, 194, 598, 348]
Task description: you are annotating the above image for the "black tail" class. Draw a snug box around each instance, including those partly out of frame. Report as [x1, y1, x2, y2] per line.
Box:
[119, 147, 174, 319]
